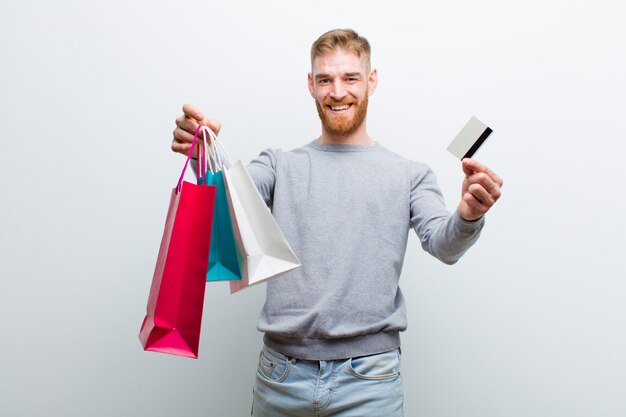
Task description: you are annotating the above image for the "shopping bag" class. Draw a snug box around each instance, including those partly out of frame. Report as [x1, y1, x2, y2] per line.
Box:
[223, 160, 301, 294]
[138, 126, 215, 358]
[197, 128, 241, 282]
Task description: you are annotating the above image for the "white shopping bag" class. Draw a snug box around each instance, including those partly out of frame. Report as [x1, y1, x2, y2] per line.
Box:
[222, 160, 301, 293]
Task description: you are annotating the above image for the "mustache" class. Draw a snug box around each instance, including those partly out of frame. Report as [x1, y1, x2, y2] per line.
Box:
[323, 98, 358, 106]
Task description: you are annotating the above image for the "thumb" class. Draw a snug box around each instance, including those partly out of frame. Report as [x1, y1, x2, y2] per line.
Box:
[461, 158, 482, 176]
[204, 119, 222, 136]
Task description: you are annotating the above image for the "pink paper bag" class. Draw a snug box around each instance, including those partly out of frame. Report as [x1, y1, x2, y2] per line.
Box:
[139, 126, 215, 358]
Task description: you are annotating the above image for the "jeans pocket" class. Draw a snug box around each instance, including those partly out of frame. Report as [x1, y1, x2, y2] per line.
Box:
[257, 346, 290, 382]
[348, 349, 401, 380]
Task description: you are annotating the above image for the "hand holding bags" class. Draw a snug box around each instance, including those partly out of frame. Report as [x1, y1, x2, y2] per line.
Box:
[138, 126, 215, 358]
[139, 125, 301, 358]
[202, 129, 301, 294]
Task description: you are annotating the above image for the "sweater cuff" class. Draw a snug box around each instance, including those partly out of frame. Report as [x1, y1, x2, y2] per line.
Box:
[453, 211, 485, 233]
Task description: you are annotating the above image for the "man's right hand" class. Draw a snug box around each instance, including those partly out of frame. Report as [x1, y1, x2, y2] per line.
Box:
[171, 103, 221, 157]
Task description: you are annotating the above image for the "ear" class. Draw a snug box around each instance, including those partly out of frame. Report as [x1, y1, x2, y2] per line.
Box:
[308, 72, 316, 98]
[367, 69, 378, 96]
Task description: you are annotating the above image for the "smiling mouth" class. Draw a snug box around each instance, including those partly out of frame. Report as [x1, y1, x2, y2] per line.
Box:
[328, 103, 352, 112]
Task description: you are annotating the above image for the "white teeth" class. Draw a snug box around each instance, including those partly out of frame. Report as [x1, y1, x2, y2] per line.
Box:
[330, 104, 350, 111]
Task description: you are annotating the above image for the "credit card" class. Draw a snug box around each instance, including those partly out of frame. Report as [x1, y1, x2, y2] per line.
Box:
[447, 116, 493, 159]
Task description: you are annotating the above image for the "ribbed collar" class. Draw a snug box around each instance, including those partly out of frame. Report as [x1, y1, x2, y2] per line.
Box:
[308, 139, 381, 152]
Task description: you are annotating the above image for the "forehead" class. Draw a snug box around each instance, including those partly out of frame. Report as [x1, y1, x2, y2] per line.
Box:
[312, 49, 367, 76]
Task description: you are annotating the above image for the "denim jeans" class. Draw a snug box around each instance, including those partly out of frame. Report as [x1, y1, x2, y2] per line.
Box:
[251, 344, 404, 417]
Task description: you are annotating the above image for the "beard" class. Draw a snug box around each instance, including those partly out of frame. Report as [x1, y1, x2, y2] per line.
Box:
[315, 91, 368, 137]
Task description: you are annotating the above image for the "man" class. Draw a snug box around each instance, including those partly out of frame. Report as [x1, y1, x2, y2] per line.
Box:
[171, 29, 502, 417]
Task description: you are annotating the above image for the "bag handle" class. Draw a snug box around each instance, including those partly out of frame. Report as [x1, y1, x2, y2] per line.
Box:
[176, 124, 203, 193]
[197, 127, 217, 184]
[197, 135, 205, 181]
[198, 125, 229, 172]
[203, 126, 232, 170]
[202, 128, 212, 174]
[198, 127, 210, 181]
[203, 127, 219, 174]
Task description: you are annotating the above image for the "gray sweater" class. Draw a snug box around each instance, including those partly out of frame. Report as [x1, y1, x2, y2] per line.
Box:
[245, 140, 484, 360]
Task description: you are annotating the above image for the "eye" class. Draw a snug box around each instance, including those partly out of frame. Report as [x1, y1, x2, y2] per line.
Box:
[318, 79, 330, 85]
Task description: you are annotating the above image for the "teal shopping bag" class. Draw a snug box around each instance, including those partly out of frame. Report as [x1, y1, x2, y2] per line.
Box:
[199, 170, 242, 281]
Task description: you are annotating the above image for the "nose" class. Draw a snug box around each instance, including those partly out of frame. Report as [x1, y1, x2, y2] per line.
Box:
[330, 80, 347, 100]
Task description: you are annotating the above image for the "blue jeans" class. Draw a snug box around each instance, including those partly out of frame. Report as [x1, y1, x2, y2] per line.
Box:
[252, 344, 404, 417]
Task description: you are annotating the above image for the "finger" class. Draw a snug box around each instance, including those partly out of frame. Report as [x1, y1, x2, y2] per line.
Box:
[171, 133, 202, 158]
[181, 104, 222, 135]
[205, 119, 222, 136]
[467, 183, 496, 207]
[463, 192, 489, 214]
[461, 158, 486, 175]
[182, 103, 205, 122]
[491, 172, 504, 188]
[172, 126, 197, 145]
[171, 137, 194, 155]
[175, 115, 201, 136]
[462, 158, 503, 186]
[177, 114, 222, 138]
[467, 172, 502, 200]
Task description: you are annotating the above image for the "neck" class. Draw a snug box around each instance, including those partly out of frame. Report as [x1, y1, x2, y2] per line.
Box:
[317, 122, 375, 146]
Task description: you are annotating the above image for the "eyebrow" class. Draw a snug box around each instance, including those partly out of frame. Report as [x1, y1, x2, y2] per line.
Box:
[315, 72, 363, 81]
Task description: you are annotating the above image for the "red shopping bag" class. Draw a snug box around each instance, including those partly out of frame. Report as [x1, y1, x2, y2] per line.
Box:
[139, 126, 215, 358]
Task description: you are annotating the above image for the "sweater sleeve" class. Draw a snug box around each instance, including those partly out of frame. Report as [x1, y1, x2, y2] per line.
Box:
[409, 161, 484, 265]
[246, 148, 279, 208]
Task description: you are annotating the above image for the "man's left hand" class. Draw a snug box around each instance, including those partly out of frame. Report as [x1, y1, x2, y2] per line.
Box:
[457, 158, 503, 221]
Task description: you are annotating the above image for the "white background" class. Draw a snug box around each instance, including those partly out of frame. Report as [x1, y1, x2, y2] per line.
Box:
[1, 0, 625, 416]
